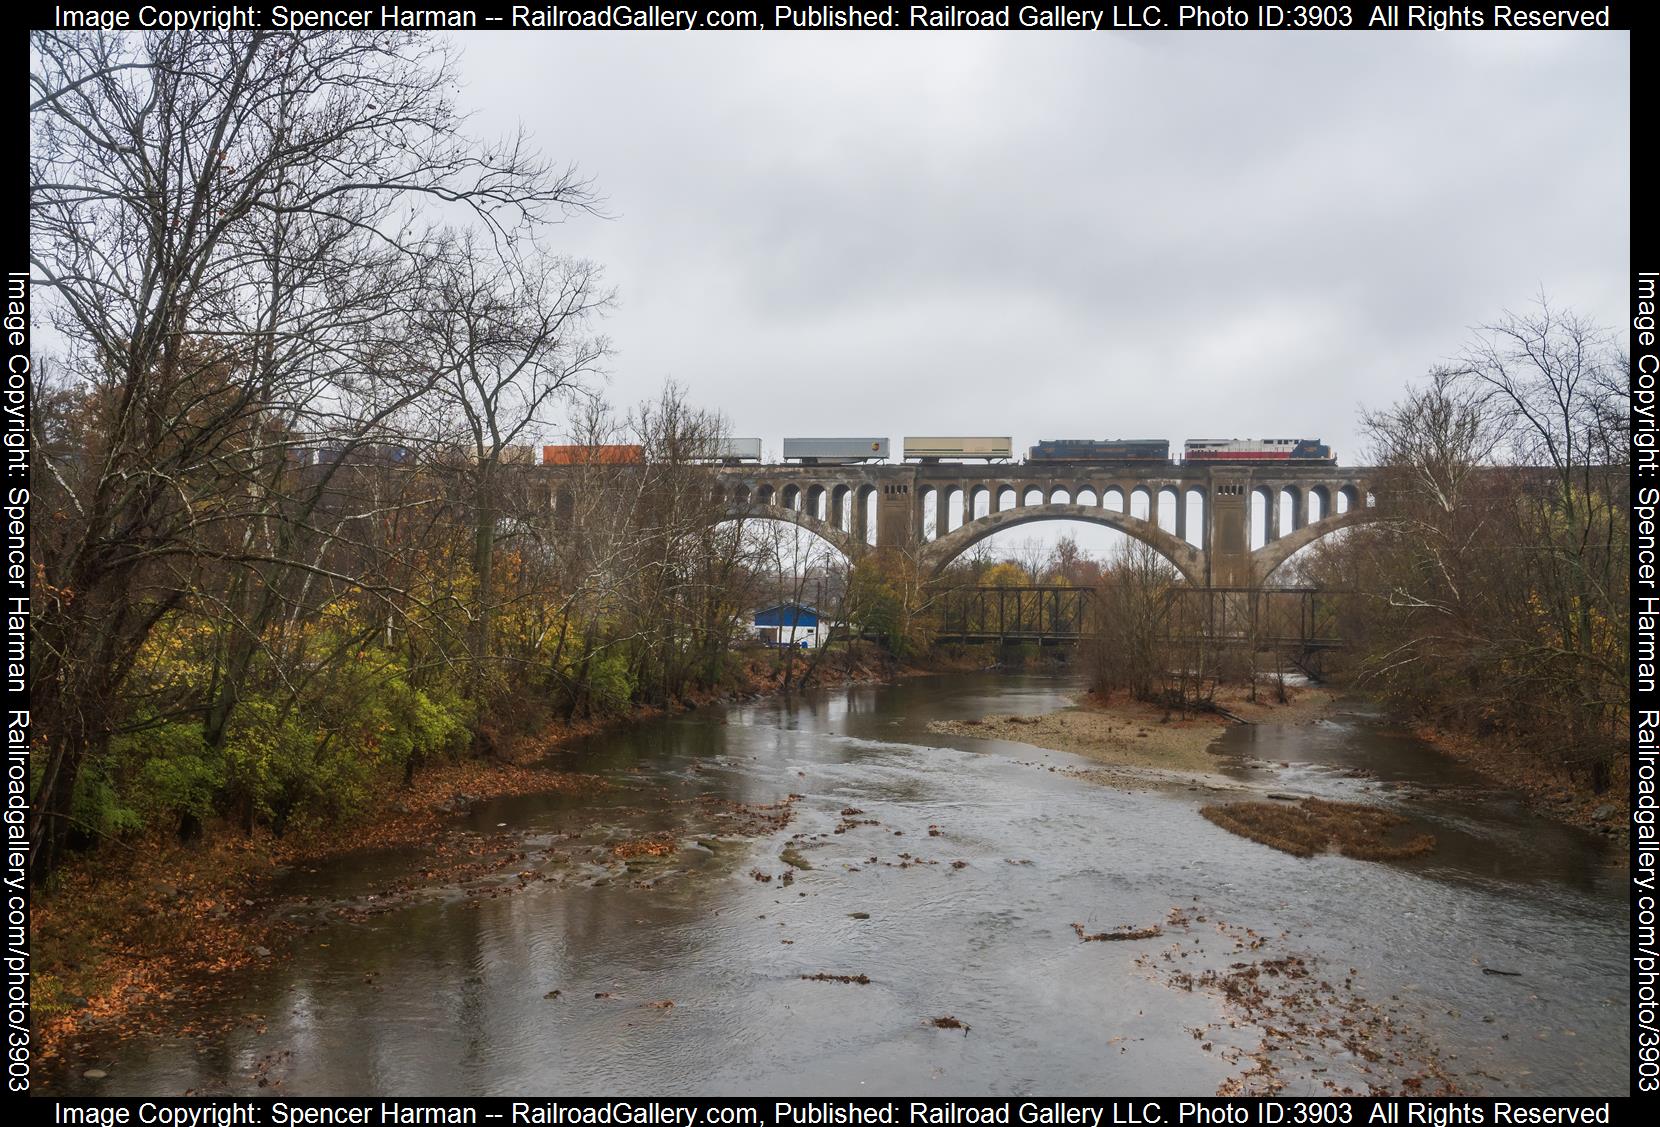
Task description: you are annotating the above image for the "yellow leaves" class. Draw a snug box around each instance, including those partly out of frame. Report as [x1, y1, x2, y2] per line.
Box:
[981, 562, 1032, 588]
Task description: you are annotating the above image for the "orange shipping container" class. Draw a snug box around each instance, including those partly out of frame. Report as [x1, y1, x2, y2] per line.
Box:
[541, 444, 646, 466]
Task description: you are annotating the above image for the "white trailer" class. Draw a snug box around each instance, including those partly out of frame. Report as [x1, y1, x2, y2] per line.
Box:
[712, 437, 763, 463]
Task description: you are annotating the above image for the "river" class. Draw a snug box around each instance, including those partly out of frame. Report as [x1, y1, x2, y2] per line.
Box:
[58, 674, 1628, 1096]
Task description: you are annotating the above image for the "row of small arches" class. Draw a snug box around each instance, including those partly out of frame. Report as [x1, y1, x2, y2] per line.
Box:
[716, 480, 1370, 550]
[725, 482, 876, 541]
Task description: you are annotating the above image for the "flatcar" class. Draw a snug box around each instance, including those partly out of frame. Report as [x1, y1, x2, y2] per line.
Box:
[782, 437, 889, 464]
[1182, 439, 1334, 464]
[541, 444, 646, 466]
[1027, 439, 1170, 464]
[903, 437, 1013, 462]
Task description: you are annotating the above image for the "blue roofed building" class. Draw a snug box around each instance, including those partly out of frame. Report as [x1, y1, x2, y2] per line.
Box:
[752, 603, 822, 648]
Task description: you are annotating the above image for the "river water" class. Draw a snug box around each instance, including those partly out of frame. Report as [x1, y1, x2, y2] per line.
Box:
[59, 674, 1627, 1096]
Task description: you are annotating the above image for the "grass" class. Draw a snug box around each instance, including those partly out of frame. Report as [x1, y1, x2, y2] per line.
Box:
[1200, 797, 1435, 861]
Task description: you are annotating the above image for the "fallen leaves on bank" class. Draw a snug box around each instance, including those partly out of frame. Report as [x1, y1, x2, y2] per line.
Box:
[1411, 722, 1628, 840]
[34, 759, 602, 1071]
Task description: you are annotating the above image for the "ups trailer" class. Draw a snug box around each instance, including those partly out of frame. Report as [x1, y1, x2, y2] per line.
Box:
[781, 437, 889, 464]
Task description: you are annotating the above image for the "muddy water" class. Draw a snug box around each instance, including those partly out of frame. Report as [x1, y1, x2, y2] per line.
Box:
[61, 675, 1627, 1096]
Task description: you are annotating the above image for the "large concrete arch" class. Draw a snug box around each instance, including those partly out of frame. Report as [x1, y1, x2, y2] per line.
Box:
[919, 503, 1205, 584]
[1250, 505, 1381, 583]
[719, 502, 859, 560]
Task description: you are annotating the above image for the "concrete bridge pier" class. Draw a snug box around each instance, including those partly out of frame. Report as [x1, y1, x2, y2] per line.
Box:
[876, 468, 919, 550]
[1206, 473, 1253, 587]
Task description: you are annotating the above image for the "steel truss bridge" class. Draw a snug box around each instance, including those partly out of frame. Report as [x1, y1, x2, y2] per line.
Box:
[932, 584, 1352, 657]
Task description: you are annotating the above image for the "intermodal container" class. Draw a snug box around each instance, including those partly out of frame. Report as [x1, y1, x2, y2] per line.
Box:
[541, 444, 646, 466]
[712, 438, 763, 463]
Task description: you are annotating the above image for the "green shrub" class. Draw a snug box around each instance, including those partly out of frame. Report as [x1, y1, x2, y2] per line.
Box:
[585, 651, 637, 716]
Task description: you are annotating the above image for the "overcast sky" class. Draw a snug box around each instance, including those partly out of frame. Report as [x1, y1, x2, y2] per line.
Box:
[456, 30, 1628, 555]
[458, 31, 1627, 451]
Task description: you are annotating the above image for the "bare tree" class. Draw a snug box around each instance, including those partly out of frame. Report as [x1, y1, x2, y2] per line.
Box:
[28, 30, 599, 881]
[1314, 300, 1629, 793]
[1085, 541, 1176, 704]
[414, 230, 610, 697]
[1011, 535, 1052, 584]
[1454, 299, 1628, 788]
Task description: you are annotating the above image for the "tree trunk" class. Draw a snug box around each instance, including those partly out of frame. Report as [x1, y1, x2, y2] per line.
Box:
[471, 466, 497, 700]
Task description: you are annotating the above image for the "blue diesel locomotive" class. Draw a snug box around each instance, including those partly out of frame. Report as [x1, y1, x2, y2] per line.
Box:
[1027, 439, 1171, 464]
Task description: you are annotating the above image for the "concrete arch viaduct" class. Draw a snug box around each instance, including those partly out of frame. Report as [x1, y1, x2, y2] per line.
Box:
[698, 463, 1380, 588]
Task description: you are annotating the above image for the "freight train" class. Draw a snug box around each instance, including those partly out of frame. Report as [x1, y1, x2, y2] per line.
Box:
[528, 437, 1336, 466]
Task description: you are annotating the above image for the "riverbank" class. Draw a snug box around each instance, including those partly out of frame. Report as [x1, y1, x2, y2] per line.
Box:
[926, 683, 1338, 780]
[31, 644, 930, 1073]
[31, 759, 609, 1071]
[1407, 722, 1628, 842]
